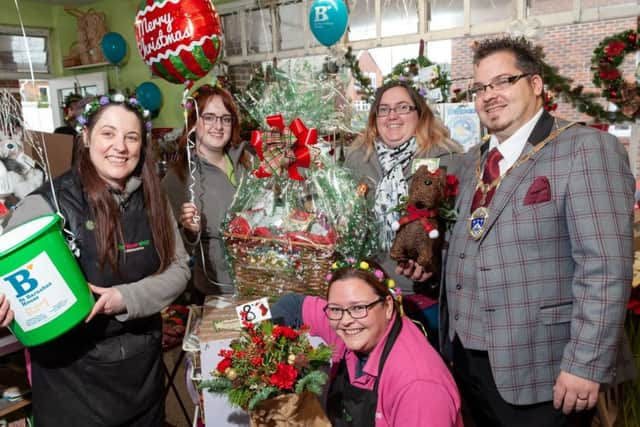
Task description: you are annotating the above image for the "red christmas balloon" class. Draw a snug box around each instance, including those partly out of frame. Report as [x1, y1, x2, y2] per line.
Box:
[134, 0, 223, 85]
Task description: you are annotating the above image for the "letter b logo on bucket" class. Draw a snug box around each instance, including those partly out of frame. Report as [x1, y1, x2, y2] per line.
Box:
[2, 252, 77, 332]
[4, 268, 38, 297]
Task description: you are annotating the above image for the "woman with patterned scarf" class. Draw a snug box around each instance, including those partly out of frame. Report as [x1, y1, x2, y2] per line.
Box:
[344, 81, 462, 343]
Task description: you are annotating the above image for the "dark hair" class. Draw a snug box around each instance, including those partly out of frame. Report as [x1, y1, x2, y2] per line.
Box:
[359, 80, 459, 158]
[472, 36, 543, 77]
[327, 259, 398, 313]
[173, 84, 250, 181]
[74, 102, 175, 273]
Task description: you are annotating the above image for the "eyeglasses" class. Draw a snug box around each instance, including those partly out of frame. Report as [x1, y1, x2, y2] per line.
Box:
[323, 298, 384, 320]
[201, 113, 233, 127]
[469, 73, 532, 96]
[376, 103, 417, 117]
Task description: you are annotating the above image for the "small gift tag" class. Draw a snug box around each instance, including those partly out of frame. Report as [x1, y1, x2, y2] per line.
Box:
[236, 297, 272, 323]
[426, 88, 443, 103]
[412, 158, 440, 174]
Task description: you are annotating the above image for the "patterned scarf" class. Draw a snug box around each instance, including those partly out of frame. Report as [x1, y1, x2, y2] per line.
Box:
[374, 137, 417, 251]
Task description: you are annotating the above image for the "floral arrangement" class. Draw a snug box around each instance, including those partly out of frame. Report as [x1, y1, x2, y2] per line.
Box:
[199, 320, 332, 411]
[75, 93, 152, 134]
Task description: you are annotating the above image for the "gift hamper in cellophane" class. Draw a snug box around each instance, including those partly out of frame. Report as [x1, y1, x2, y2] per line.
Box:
[222, 115, 378, 297]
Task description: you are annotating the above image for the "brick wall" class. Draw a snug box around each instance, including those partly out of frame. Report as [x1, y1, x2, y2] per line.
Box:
[451, 17, 636, 123]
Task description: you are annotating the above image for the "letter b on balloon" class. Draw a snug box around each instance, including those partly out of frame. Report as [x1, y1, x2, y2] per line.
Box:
[309, 0, 348, 47]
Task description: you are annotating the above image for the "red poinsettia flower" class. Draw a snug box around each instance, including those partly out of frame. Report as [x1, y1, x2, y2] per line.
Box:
[604, 41, 626, 57]
[444, 174, 459, 199]
[269, 362, 298, 390]
[217, 357, 233, 373]
[250, 357, 264, 367]
[273, 325, 299, 340]
[599, 68, 622, 81]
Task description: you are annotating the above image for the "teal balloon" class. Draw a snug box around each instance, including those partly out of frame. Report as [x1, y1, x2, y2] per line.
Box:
[136, 82, 162, 112]
[101, 32, 127, 65]
[309, 0, 348, 47]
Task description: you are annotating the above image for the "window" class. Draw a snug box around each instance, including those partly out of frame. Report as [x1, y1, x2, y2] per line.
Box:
[0, 26, 50, 76]
[278, 2, 306, 50]
[247, 8, 273, 54]
[349, 0, 377, 41]
[471, 0, 514, 24]
[429, 0, 464, 31]
[222, 12, 243, 56]
[381, 0, 419, 37]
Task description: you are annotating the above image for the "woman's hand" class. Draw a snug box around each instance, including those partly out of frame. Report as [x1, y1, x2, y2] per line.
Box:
[0, 294, 14, 327]
[85, 284, 126, 322]
[396, 260, 433, 282]
[180, 202, 201, 234]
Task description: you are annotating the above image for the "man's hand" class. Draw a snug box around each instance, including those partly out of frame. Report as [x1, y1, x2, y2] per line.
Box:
[552, 370, 599, 414]
[85, 284, 126, 322]
[395, 260, 433, 282]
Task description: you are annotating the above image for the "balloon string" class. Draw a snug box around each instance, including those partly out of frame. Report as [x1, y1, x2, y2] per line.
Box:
[183, 87, 200, 224]
[13, 0, 57, 212]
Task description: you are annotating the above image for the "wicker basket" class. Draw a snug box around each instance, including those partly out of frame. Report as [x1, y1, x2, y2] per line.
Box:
[224, 232, 335, 297]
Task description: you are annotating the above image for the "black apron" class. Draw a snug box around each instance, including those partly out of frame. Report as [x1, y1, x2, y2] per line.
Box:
[326, 315, 403, 426]
[29, 196, 164, 427]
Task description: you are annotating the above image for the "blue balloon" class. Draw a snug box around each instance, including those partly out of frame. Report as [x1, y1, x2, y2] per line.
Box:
[136, 82, 162, 112]
[101, 32, 127, 65]
[309, 0, 348, 47]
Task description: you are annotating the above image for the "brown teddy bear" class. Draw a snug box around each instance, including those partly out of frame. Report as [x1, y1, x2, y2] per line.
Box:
[389, 166, 446, 274]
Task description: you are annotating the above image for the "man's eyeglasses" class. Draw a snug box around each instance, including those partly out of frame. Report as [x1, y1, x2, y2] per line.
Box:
[377, 103, 417, 117]
[469, 73, 531, 96]
[323, 298, 384, 320]
[201, 113, 233, 127]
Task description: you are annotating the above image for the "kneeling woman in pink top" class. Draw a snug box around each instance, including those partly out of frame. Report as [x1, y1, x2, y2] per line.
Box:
[272, 259, 463, 427]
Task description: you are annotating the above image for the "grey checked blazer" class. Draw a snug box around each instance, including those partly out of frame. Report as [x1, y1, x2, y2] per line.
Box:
[442, 110, 637, 405]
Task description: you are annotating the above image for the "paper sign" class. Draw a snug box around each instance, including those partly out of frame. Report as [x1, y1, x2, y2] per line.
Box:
[235, 297, 271, 324]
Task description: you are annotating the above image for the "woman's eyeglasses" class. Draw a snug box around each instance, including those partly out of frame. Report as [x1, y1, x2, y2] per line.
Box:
[323, 298, 384, 320]
[376, 103, 417, 117]
[469, 73, 531, 96]
[201, 113, 233, 127]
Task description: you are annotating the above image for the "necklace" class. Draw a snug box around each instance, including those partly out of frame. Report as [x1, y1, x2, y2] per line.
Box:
[467, 121, 576, 240]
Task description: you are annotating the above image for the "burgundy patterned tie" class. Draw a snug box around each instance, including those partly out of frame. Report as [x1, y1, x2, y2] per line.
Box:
[470, 147, 503, 212]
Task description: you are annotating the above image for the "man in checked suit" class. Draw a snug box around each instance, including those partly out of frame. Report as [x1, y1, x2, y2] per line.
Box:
[442, 36, 636, 426]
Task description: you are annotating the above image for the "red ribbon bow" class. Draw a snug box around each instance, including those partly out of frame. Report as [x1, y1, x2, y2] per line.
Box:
[250, 114, 318, 181]
[396, 205, 439, 237]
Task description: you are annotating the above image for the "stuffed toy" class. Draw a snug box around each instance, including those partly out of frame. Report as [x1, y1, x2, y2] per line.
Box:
[389, 166, 447, 274]
[0, 128, 45, 217]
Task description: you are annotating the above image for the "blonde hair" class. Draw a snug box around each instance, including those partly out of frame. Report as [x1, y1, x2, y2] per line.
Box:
[357, 81, 461, 159]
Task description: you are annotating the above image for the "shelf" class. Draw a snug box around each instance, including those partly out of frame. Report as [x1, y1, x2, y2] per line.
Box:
[0, 397, 30, 418]
[0, 331, 21, 358]
[64, 61, 110, 70]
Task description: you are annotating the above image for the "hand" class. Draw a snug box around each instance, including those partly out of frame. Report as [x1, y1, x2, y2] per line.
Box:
[395, 260, 433, 282]
[180, 202, 201, 234]
[85, 284, 126, 322]
[552, 370, 600, 414]
[0, 294, 14, 328]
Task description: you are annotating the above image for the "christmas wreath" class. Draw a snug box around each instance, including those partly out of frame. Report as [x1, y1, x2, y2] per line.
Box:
[592, 29, 640, 121]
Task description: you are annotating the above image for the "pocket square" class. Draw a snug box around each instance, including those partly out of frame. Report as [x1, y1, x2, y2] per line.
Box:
[524, 176, 551, 205]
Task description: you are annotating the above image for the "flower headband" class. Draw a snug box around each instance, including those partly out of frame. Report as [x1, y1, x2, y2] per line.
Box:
[325, 258, 396, 290]
[75, 93, 152, 134]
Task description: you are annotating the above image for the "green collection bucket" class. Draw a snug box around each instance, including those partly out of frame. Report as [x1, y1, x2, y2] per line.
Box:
[0, 214, 94, 346]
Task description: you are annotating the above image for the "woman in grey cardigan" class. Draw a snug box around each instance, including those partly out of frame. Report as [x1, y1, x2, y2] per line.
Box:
[162, 85, 253, 299]
[344, 80, 463, 300]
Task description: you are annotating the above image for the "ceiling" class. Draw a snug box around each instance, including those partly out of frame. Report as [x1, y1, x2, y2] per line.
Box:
[27, 0, 98, 5]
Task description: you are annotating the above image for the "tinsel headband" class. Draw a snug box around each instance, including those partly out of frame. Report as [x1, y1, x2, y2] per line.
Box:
[325, 258, 396, 290]
[75, 93, 152, 134]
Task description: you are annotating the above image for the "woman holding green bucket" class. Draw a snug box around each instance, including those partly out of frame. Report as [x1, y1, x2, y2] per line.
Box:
[0, 94, 190, 426]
